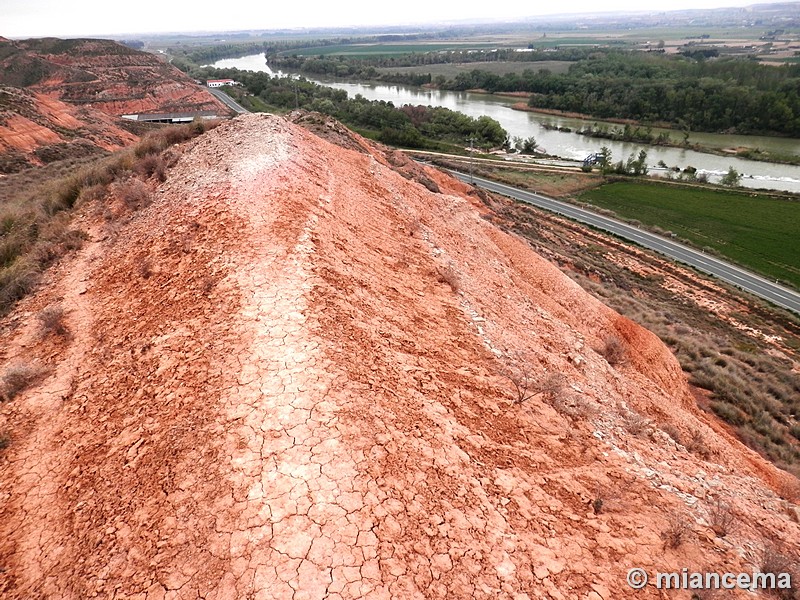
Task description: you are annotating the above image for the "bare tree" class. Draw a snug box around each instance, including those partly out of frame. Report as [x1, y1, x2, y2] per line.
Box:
[499, 351, 537, 405]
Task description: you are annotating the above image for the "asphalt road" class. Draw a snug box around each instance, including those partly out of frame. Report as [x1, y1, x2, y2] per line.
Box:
[208, 88, 250, 114]
[451, 171, 800, 315]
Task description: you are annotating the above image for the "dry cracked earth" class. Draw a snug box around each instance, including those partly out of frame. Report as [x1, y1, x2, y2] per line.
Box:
[1, 114, 798, 599]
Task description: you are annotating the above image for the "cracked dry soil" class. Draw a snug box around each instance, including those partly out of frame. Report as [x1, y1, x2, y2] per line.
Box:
[0, 114, 798, 599]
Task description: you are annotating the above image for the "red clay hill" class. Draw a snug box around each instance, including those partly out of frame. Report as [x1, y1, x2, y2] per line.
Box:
[0, 114, 797, 598]
[0, 38, 228, 172]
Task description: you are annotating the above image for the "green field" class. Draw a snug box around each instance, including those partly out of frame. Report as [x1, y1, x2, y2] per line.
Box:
[283, 42, 500, 57]
[377, 60, 572, 77]
[578, 182, 800, 288]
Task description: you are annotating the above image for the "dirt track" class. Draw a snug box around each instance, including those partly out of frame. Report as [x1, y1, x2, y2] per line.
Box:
[1, 114, 798, 599]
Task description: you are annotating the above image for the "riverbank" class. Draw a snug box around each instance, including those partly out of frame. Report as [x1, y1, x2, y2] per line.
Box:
[510, 102, 800, 167]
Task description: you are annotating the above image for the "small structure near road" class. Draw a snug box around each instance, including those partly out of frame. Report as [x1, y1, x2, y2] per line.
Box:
[121, 111, 223, 124]
[206, 79, 237, 88]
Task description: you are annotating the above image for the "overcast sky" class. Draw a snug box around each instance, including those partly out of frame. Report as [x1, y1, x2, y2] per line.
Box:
[3, 0, 768, 38]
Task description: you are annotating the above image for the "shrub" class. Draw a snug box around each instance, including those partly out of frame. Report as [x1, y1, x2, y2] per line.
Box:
[500, 351, 536, 405]
[38, 304, 69, 338]
[1, 363, 47, 401]
[135, 154, 167, 182]
[661, 511, 691, 549]
[600, 334, 627, 366]
[686, 428, 713, 459]
[116, 179, 151, 211]
[708, 498, 735, 537]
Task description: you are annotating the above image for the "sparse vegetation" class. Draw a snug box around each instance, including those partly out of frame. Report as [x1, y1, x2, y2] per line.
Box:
[760, 544, 799, 599]
[138, 257, 153, 279]
[481, 186, 800, 478]
[1, 363, 47, 401]
[117, 179, 152, 211]
[708, 498, 736, 537]
[623, 411, 650, 437]
[686, 428, 714, 460]
[500, 351, 536, 405]
[600, 334, 627, 366]
[661, 511, 691, 550]
[0, 121, 218, 316]
[539, 372, 565, 401]
[38, 304, 69, 338]
[662, 423, 683, 446]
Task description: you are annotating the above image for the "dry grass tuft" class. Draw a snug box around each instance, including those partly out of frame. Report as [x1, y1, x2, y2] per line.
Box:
[135, 154, 167, 182]
[708, 498, 736, 537]
[600, 334, 627, 366]
[623, 411, 651, 437]
[116, 179, 151, 211]
[540, 372, 566, 400]
[1, 363, 48, 401]
[38, 304, 69, 338]
[686, 428, 714, 459]
[661, 511, 691, 550]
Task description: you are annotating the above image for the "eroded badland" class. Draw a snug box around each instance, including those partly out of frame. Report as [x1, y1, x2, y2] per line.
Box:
[0, 114, 798, 599]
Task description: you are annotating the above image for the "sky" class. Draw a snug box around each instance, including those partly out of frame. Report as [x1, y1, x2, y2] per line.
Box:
[2, 0, 771, 38]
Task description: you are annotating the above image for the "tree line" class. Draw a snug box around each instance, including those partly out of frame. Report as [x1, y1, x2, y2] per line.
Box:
[266, 49, 800, 136]
[186, 65, 507, 150]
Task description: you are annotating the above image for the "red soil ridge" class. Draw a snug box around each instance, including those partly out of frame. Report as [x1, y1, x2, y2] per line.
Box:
[0, 114, 797, 599]
[0, 86, 138, 161]
[0, 38, 228, 118]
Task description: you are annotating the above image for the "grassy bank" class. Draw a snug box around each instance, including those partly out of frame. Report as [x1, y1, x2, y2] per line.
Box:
[579, 182, 800, 289]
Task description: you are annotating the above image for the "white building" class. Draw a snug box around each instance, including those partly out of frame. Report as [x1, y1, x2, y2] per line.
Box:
[207, 79, 235, 88]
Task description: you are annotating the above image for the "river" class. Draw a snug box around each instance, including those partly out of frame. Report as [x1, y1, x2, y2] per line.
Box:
[208, 54, 800, 193]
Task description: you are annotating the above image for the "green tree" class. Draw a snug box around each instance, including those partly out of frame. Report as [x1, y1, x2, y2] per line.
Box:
[514, 136, 538, 154]
[598, 146, 612, 173]
[720, 166, 742, 187]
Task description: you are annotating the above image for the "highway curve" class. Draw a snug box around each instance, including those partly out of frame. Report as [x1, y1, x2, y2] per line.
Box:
[452, 171, 800, 314]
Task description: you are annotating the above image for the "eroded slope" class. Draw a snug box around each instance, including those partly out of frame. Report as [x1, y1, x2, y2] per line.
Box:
[0, 115, 797, 599]
[0, 38, 227, 117]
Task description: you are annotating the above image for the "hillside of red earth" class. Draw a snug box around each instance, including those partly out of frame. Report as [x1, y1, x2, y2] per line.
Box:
[0, 38, 228, 117]
[0, 84, 138, 172]
[0, 37, 230, 172]
[1, 114, 798, 599]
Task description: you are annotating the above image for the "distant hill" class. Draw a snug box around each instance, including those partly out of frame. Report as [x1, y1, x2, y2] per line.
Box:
[0, 38, 228, 116]
[0, 84, 137, 173]
[0, 38, 230, 173]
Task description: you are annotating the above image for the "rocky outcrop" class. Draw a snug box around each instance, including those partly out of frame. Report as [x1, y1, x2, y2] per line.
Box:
[0, 115, 797, 599]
